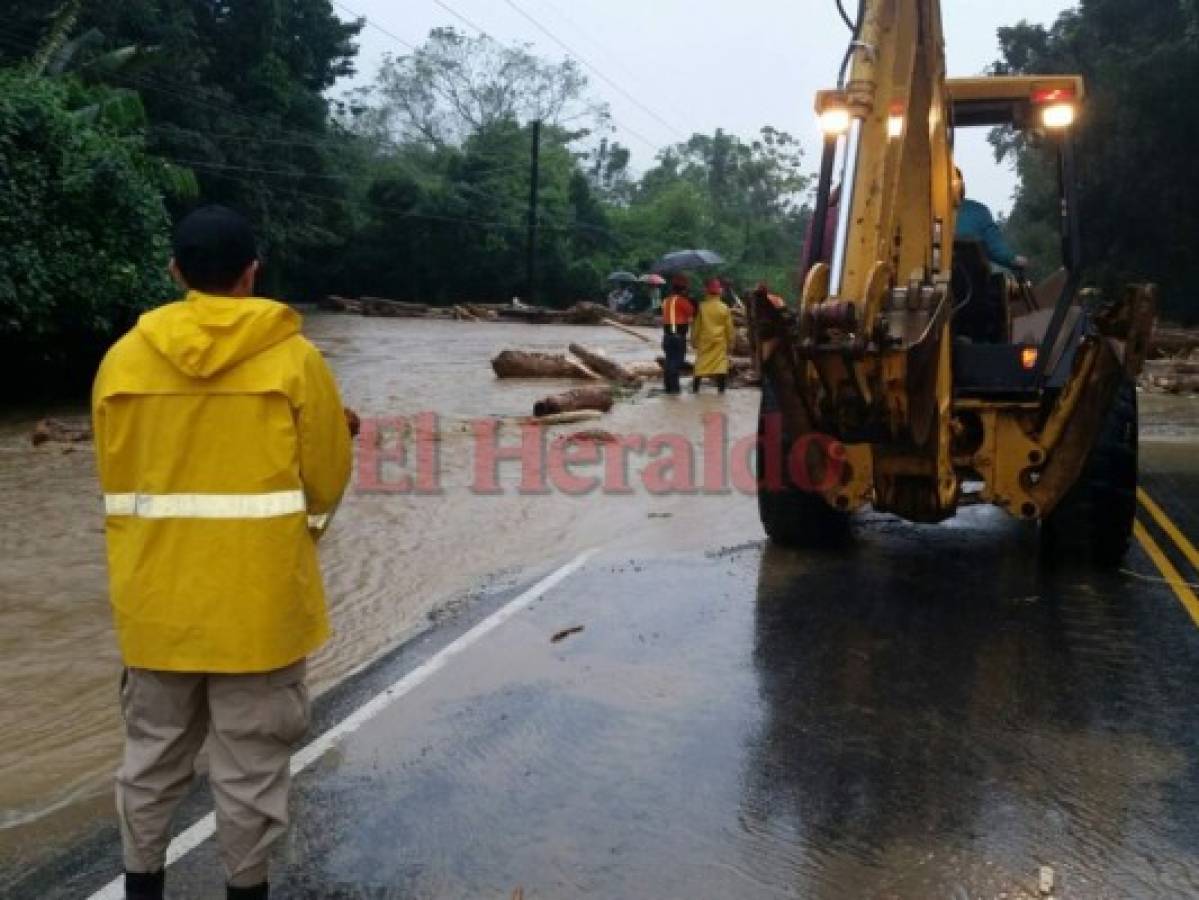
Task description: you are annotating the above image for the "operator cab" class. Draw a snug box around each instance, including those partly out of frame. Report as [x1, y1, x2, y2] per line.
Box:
[946, 76, 1085, 398]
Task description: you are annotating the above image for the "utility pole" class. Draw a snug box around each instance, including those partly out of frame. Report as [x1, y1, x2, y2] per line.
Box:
[525, 119, 542, 305]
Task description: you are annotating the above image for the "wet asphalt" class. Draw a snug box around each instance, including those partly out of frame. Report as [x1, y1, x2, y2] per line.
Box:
[24, 447, 1199, 900]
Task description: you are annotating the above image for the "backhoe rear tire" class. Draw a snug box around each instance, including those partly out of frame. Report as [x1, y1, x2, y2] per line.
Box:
[1040, 377, 1138, 568]
[756, 387, 850, 548]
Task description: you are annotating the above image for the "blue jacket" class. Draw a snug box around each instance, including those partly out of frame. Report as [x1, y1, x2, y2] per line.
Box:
[956, 198, 1018, 269]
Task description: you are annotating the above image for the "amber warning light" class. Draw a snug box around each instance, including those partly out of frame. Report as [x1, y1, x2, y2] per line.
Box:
[1021, 346, 1040, 370]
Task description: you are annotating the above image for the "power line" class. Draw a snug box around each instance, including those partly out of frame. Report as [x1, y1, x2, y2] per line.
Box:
[497, 0, 689, 142]
[331, 0, 418, 51]
[428, 0, 493, 39]
[403, 0, 665, 153]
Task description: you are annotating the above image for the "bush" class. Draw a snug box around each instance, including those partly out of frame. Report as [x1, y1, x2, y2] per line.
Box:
[0, 71, 174, 395]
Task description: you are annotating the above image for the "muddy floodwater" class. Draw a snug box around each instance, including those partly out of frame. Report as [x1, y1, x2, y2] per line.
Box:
[0, 315, 760, 877]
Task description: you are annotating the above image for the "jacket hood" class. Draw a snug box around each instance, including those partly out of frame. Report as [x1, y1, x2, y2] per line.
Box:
[137, 291, 301, 379]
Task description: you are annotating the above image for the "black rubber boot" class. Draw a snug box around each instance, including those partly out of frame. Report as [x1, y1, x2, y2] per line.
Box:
[125, 870, 165, 900]
[227, 884, 269, 900]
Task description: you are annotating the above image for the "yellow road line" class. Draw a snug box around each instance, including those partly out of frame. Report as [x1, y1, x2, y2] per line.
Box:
[1133, 520, 1199, 628]
[1138, 487, 1199, 572]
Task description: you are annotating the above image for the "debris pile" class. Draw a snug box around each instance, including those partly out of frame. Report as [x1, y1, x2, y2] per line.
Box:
[321, 295, 656, 328]
[1142, 325, 1199, 395]
[31, 418, 92, 447]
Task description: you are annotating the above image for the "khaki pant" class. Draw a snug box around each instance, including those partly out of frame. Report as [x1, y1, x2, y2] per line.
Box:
[116, 660, 310, 887]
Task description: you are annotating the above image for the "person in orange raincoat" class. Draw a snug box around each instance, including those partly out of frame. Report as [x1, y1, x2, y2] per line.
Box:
[690, 277, 736, 393]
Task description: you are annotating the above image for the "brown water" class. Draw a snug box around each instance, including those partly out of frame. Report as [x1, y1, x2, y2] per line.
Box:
[0, 315, 760, 871]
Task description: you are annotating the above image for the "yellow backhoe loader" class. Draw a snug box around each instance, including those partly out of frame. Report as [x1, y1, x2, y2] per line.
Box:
[755, 0, 1156, 564]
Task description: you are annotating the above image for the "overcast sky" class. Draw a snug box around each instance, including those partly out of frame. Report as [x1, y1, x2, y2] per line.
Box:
[334, 0, 1076, 215]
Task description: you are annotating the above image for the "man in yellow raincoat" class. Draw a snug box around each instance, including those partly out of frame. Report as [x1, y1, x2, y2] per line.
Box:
[690, 277, 737, 393]
[92, 206, 353, 900]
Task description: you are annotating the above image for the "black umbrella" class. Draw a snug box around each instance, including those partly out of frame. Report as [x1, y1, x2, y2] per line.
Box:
[607, 271, 639, 283]
[651, 249, 725, 274]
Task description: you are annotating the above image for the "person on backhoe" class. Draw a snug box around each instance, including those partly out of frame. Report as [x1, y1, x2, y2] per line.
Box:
[660, 273, 695, 394]
[690, 277, 737, 394]
[954, 167, 1029, 271]
[92, 205, 353, 900]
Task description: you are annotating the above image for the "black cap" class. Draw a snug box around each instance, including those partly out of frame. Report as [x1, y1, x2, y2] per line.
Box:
[172, 205, 259, 293]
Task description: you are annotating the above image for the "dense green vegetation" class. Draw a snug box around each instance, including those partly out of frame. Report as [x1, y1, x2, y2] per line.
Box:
[994, 0, 1199, 323]
[0, 71, 175, 387]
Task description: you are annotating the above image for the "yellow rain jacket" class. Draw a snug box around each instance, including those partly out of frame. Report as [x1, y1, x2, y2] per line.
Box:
[690, 295, 736, 376]
[92, 291, 353, 673]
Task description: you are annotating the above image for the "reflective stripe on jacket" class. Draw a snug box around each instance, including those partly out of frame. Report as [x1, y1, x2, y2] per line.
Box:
[662, 294, 695, 333]
[92, 291, 353, 673]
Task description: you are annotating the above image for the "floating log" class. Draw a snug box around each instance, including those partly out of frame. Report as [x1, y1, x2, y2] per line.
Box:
[519, 410, 605, 426]
[562, 302, 610, 325]
[626, 361, 664, 379]
[1144, 359, 1199, 376]
[32, 418, 92, 446]
[568, 343, 642, 386]
[561, 429, 620, 443]
[533, 386, 614, 418]
[463, 304, 499, 321]
[491, 351, 600, 380]
[360, 297, 430, 318]
[320, 295, 363, 314]
[1147, 374, 1199, 394]
[1151, 327, 1199, 358]
[602, 318, 654, 343]
[494, 305, 571, 325]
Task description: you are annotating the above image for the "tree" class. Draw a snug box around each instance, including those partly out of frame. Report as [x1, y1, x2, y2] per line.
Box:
[357, 27, 604, 148]
[615, 127, 812, 293]
[0, 71, 174, 394]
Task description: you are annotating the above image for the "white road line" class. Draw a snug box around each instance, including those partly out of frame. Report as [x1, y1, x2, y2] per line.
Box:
[86, 549, 598, 900]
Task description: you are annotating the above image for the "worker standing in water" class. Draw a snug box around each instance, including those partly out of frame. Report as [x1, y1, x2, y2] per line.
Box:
[660, 273, 695, 394]
[690, 277, 736, 394]
[91, 206, 353, 900]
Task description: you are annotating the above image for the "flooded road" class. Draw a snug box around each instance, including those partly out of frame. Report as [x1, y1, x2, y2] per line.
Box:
[37, 466, 1199, 899]
[0, 314, 759, 881]
[6, 312, 1199, 897]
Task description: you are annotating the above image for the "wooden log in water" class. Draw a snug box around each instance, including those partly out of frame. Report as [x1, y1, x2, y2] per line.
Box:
[517, 410, 605, 426]
[491, 350, 600, 380]
[568, 343, 642, 386]
[494, 305, 571, 324]
[602, 318, 654, 343]
[626, 361, 664, 379]
[533, 385, 614, 418]
[31, 418, 93, 446]
[1151, 327, 1199, 358]
[360, 297, 430, 318]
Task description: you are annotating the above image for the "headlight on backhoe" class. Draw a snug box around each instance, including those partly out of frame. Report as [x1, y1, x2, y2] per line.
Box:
[819, 106, 851, 136]
[1032, 86, 1078, 130]
[1040, 103, 1076, 129]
